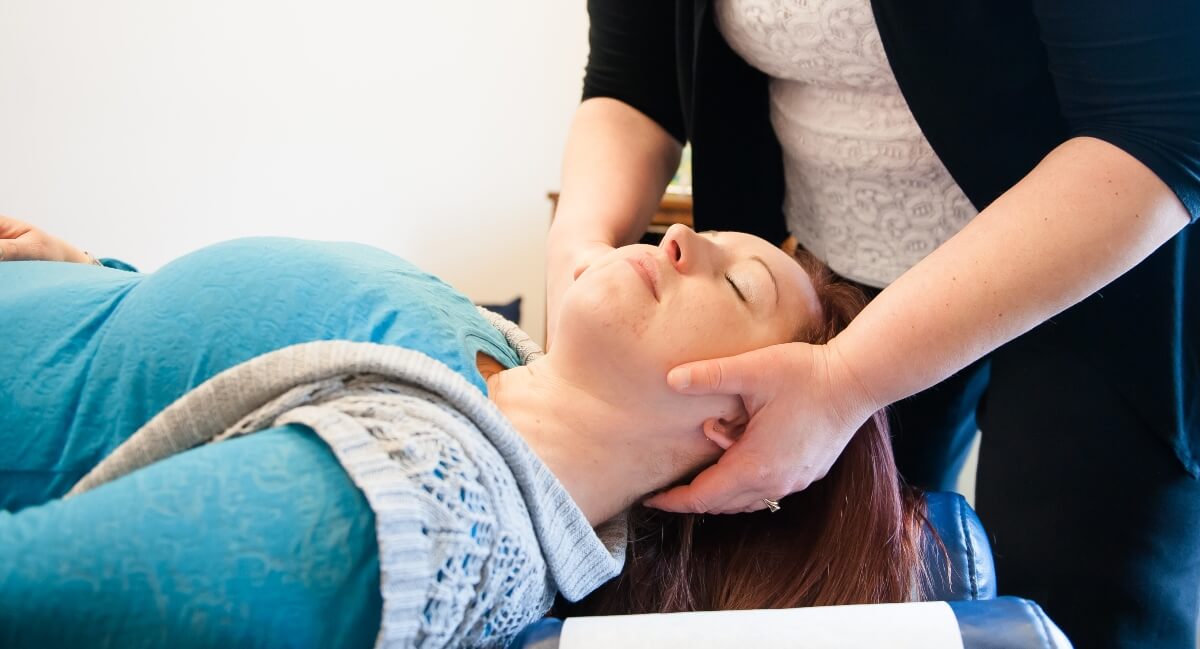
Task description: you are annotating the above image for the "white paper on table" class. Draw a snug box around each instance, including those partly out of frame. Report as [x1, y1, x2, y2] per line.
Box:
[560, 600, 964, 649]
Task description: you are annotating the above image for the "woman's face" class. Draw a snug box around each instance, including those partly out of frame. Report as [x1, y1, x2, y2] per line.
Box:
[555, 225, 821, 386]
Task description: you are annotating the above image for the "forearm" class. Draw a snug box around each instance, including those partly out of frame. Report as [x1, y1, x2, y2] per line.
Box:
[831, 136, 1190, 412]
[549, 97, 683, 250]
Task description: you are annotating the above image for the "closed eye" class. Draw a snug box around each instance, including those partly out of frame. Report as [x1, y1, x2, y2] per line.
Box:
[726, 274, 747, 302]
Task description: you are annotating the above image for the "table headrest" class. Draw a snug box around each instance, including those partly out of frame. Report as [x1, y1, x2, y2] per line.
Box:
[922, 491, 996, 601]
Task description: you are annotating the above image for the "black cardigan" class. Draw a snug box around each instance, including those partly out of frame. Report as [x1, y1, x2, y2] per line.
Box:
[580, 0, 1200, 475]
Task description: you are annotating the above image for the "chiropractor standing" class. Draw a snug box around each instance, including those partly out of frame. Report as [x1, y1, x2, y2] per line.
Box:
[546, 2, 1200, 648]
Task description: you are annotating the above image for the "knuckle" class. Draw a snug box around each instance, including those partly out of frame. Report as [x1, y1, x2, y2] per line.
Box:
[771, 477, 793, 494]
[793, 465, 827, 492]
[706, 362, 725, 390]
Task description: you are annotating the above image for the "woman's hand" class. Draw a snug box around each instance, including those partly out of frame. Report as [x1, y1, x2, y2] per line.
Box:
[0, 216, 92, 264]
[545, 237, 616, 347]
[643, 340, 879, 514]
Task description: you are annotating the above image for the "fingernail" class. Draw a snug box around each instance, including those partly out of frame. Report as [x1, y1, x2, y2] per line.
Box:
[669, 368, 690, 389]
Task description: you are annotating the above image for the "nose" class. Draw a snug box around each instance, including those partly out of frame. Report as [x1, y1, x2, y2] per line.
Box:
[660, 223, 709, 275]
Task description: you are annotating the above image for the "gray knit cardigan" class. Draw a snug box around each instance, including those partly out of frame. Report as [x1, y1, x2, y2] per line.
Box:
[69, 312, 626, 648]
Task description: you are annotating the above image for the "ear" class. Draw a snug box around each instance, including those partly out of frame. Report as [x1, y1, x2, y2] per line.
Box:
[701, 410, 748, 450]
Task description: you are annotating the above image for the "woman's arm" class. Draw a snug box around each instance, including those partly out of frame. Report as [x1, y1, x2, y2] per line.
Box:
[545, 0, 685, 344]
[834, 136, 1188, 418]
[546, 99, 682, 341]
[646, 0, 1200, 514]
[649, 140, 1189, 515]
[0, 425, 381, 648]
[834, 0, 1200, 411]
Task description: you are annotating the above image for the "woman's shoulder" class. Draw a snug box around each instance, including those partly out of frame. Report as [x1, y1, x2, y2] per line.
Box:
[142, 236, 512, 378]
[146, 236, 463, 307]
[170, 236, 422, 276]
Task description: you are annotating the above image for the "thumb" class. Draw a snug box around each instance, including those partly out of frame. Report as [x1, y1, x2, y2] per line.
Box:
[667, 351, 760, 396]
[0, 215, 31, 238]
[642, 464, 742, 514]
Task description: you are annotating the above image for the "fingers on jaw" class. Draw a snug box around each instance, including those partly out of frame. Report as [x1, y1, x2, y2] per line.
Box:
[650, 494, 768, 515]
[641, 491, 692, 513]
[654, 493, 725, 515]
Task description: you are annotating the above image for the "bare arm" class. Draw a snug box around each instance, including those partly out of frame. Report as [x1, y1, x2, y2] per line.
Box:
[832, 137, 1189, 415]
[545, 97, 681, 343]
[645, 0, 1200, 515]
[648, 136, 1191, 515]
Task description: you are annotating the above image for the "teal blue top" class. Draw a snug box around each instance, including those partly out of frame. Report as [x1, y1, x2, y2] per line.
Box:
[0, 236, 520, 510]
[0, 238, 524, 648]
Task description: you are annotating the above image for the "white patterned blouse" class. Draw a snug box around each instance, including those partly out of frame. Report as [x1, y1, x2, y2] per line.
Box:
[715, 0, 978, 287]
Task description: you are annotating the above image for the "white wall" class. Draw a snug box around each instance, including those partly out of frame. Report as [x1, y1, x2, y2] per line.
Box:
[0, 0, 590, 345]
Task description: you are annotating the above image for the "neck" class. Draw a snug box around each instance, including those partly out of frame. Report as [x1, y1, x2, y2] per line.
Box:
[482, 356, 702, 527]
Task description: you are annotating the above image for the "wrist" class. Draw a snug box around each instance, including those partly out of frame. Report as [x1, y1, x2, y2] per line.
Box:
[547, 227, 617, 268]
[822, 337, 886, 424]
[547, 220, 617, 251]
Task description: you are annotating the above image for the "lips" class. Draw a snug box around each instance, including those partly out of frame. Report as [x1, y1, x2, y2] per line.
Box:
[625, 255, 661, 302]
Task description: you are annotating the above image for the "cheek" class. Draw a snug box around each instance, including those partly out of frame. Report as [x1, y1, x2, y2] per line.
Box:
[650, 296, 751, 365]
[559, 266, 655, 343]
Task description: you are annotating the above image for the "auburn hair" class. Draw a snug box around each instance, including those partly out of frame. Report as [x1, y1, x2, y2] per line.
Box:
[556, 249, 934, 616]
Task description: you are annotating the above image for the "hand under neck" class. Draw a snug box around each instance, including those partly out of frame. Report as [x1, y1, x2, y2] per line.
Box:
[479, 353, 717, 527]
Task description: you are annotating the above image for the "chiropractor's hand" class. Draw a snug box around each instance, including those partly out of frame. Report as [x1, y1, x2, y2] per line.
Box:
[0, 215, 92, 264]
[643, 340, 879, 514]
[545, 237, 615, 348]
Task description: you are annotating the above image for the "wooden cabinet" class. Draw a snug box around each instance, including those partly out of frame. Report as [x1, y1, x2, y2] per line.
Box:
[547, 192, 694, 243]
[642, 193, 694, 236]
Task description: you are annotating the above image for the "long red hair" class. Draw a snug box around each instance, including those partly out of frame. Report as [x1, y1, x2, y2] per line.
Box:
[557, 251, 932, 615]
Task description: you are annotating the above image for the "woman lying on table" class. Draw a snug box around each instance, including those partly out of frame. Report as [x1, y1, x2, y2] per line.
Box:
[0, 217, 929, 648]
